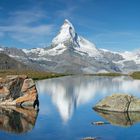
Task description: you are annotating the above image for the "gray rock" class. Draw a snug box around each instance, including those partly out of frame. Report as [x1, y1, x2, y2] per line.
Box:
[91, 121, 110, 125]
[94, 94, 140, 112]
[81, 137, 98, 140]
[129, 97, 140, 111]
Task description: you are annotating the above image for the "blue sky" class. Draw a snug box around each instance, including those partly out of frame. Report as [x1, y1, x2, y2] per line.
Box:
[0, 0, 140, 51]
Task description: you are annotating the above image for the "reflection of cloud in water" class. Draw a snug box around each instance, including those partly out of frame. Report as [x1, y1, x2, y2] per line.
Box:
[36, 76, 140, 122]
[113, 77, 140, 93]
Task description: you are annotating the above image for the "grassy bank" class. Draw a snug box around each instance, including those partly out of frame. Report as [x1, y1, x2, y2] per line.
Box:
[130, 72, 140, 79]
[93, 72, 140, 79]
[1, 70, 140, 80]
[85, 72, 124, 77]
[0, 70, 68, 80]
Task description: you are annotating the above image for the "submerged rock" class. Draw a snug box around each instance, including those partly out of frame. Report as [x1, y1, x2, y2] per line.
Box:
[0, 75, 39, 107]
[94, 94, 140, 112]
[91, 121, 110, 125]
[81, 137, 98, 140]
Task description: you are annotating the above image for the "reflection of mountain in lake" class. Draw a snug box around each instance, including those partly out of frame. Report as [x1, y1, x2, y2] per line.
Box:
[36, 76, 140, 122]
[94, 109, 140, 127]
[0, 106, 38, 134]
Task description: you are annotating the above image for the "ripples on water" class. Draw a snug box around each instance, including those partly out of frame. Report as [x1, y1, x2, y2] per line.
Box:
[1, 76, 140, 140]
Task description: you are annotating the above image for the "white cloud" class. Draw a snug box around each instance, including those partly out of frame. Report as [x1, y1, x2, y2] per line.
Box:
[8, 9, 47, 25]
[0, 8, 54, 45]
[0, 24, 53, 35]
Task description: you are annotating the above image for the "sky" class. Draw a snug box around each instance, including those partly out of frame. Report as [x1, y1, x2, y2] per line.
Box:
[0, 0, 140, 51]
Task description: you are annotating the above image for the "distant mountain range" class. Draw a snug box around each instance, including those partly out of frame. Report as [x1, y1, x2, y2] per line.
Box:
[0, 53, 28, 70]
[0, 19, 140, 73]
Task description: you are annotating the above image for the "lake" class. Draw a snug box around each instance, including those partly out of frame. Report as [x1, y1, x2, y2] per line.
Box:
[1, 76, 140, 140]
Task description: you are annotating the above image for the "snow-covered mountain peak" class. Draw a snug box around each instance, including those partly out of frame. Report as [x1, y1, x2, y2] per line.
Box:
[60, 19, 75, 36]
[52, 19, 76, 47]
[64, 19, 74, 28]
[51, 19, 101, 57]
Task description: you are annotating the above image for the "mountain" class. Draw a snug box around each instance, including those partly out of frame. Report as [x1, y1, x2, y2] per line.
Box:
[22, 19, 121, 73]
[51, 19, 101, 57]
[0, 46, 45, 71]
[0, 19, 140, 73]
[0, 53, 28, 70]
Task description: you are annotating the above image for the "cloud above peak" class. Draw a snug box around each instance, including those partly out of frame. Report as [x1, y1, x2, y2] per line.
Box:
[8, 9, 47, 25]
[0, 8, 54, 46]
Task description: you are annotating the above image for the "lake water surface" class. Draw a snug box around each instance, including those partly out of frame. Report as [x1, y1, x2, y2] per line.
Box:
[1, 76, 140, 140]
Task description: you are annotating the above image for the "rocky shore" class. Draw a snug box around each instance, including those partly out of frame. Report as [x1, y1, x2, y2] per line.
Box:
[0, 75, 39, 108]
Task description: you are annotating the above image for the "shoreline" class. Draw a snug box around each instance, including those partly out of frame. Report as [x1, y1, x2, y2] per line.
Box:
[0, 70, 140, 80]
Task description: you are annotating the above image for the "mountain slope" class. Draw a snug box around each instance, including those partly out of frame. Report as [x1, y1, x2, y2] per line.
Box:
[0, 53, 28, 70]
[22, 19, 120, 73]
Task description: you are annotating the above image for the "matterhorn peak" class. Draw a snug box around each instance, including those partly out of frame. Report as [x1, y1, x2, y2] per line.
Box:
[52, 19, 77, 47]
[51, 19, 100, 57]
[64, 19, 72, 24]
[64, 19, 71, 23]
[63, 19, 74, 29]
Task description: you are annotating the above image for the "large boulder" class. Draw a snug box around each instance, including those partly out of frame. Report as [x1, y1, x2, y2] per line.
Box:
[94, 94, 140, 112]
[0, 75, 39, 107]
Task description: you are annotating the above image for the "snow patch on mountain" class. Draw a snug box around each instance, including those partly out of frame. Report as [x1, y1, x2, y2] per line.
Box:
[121, 51, 140, 64]
[0, 48, 4, 51]
[76, 37, 101, 57]
[47, 43, 67, 55]
[23, 48, 48, 56]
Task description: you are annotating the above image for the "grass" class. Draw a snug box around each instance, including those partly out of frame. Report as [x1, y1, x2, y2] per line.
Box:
[130, 72, 140, 79]
[93, 72, 140, 79]
[1, 70, 140, 80]
[85, 72, 123, 77]
[0, 70, 69, 80]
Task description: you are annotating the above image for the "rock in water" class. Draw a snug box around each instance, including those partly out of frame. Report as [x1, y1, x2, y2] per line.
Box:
[0, 75, 39, 107]
[91, 121, 110, 125]
[81, 137, 98, 140]
[94, 94, 140, 112]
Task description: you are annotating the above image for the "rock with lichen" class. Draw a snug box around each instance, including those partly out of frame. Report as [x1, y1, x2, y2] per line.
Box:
[0, 75, 39, 108]
[94, 94, 140, 112]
